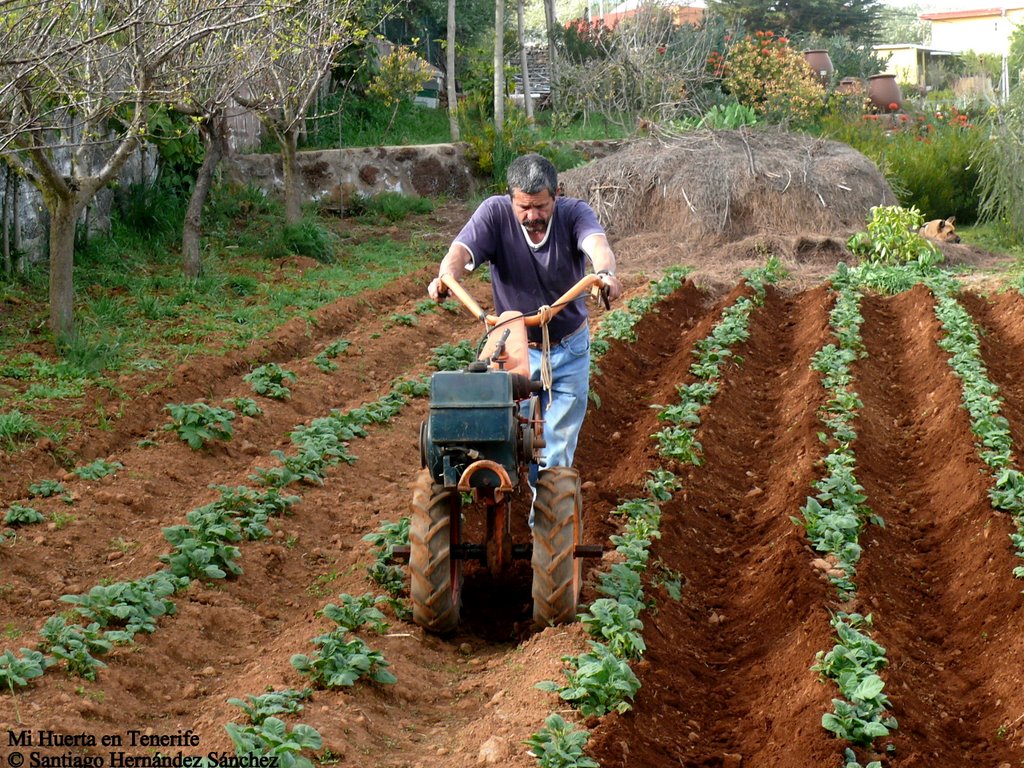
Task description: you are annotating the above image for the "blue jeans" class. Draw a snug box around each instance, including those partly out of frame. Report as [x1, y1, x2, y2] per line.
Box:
[527, 322, 590, 491]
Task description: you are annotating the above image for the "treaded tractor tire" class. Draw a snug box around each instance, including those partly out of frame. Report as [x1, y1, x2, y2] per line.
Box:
[410, 469, 462, 634]
[532, 466, 582, 626]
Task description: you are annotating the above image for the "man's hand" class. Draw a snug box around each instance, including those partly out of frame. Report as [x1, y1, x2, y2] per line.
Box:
[428, 275, 451, 301]
[597, 271, 623, 302]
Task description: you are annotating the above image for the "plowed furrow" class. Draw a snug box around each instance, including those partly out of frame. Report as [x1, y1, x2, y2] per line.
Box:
[854, 286, 1024, 765]
[960, 290, 1024, 464]
[589, 286, 842, 768]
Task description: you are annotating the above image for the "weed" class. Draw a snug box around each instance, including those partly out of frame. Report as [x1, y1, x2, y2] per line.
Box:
[0, 410, 44, 450]
[50, 511, 75, 530]
[276, 219, 337, 264]
[344, 191, 434, 223]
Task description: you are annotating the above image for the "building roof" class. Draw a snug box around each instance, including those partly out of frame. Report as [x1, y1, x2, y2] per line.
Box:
[921, 7, 1024, 20]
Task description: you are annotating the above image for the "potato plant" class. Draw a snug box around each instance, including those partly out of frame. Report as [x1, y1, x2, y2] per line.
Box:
[227, 689, 312, 725]
[0, 648, 51, 695]
[224, 718, 322, 768]
[244, 363, 297, 400]
[524, 714, 600, 768]
[27, 479, 65, 498]
[536, 642, 641, 717]
[291, 631, 396, 688]
[37, 617, 111, 680]
[798, 264, 896, 752]
[163, 401, 236, 449]
[4, 503, 44, 526]
[72, 458, 123, 480]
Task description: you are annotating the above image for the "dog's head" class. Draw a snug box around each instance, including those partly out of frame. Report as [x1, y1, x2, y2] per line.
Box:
[919, 216, 961, 244]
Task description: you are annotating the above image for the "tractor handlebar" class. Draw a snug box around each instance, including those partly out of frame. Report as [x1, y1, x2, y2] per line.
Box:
[438, 273, 607, 327]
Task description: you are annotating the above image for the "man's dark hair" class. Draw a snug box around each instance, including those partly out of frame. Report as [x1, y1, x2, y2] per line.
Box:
[507, 153, 558, 197]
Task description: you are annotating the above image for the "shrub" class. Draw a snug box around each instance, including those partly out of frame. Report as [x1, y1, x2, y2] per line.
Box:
[846, 205, 939, 265]
[821, 107, 984, 222]
[721, 30, 826, 127]
[974, 85, 1024, 241]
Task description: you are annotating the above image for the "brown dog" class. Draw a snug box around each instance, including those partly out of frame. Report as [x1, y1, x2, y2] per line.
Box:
[919, 216, 961, 243]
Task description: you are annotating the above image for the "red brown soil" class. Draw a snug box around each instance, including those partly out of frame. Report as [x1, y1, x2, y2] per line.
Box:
[4, 237, 1024, 767]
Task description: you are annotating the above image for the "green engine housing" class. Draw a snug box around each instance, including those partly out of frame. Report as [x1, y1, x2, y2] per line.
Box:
[420, 367, 538, 490]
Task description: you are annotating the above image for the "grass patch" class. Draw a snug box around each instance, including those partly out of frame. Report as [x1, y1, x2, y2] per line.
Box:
[0, 183, 443, 447]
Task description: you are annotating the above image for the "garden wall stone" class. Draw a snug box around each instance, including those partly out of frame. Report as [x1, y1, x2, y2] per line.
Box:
[222, 143, 479, 208]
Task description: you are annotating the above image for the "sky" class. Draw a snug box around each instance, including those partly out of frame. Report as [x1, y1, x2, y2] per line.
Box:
[880, 0, 1013, 7]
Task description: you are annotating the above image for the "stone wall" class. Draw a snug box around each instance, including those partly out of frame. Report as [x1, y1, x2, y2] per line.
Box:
[222, 143, 479, 208]
[221, 140, 628, 208]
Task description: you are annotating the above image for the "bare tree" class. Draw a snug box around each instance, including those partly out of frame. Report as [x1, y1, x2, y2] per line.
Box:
[233, 0, 371, 225]
[0, 0, 254, 338]
[446, 0, 460, 140]
[160, 3, 264, 277]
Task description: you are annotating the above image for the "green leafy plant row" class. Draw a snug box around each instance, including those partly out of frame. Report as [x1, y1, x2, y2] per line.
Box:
[1, 370, 432, 691]
[590, 265, 693, 380]
[926, 272, 1024, 580]
[798, 264, 895, 755]
[530, 262, 779, 767]
[796, 264, 878, 600]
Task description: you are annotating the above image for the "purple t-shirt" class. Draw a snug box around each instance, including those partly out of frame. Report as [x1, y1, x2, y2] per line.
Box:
[454, 195, 606, 344]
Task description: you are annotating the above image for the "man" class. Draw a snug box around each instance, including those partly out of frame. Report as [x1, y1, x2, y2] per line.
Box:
[428, 153, 622, 477]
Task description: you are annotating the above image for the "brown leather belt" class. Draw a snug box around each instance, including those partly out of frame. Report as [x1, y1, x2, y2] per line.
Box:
[527, 320, 588, 349]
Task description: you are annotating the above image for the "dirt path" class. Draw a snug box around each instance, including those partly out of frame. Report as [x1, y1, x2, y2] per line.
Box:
[853, 287, 1024, 765]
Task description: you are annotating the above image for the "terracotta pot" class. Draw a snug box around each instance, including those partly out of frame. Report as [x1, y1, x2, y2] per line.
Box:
[803, 50, 834, 85]
[838, 76, 863, 94]
[867, 73, 903, 112]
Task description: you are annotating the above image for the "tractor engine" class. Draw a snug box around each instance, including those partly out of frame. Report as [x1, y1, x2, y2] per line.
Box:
[420, 362, 542, 492]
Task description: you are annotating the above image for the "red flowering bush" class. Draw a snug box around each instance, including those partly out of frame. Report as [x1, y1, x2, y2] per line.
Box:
[718, 31, 825, 126]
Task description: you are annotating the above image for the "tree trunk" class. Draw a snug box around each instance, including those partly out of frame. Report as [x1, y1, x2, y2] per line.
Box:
[49, 196, 81, 340]
[446, 0, 460, 141]
[517, 0, 534, 121]
[2, 168, 11, 277]
[182, 117, 227, 278]
[494, 0, 505, 137]
[281, 129, 302, 225]
[544, 0, 558, 103]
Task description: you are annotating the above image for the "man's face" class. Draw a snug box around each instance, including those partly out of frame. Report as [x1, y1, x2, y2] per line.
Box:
[511, 188, 555, 241]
